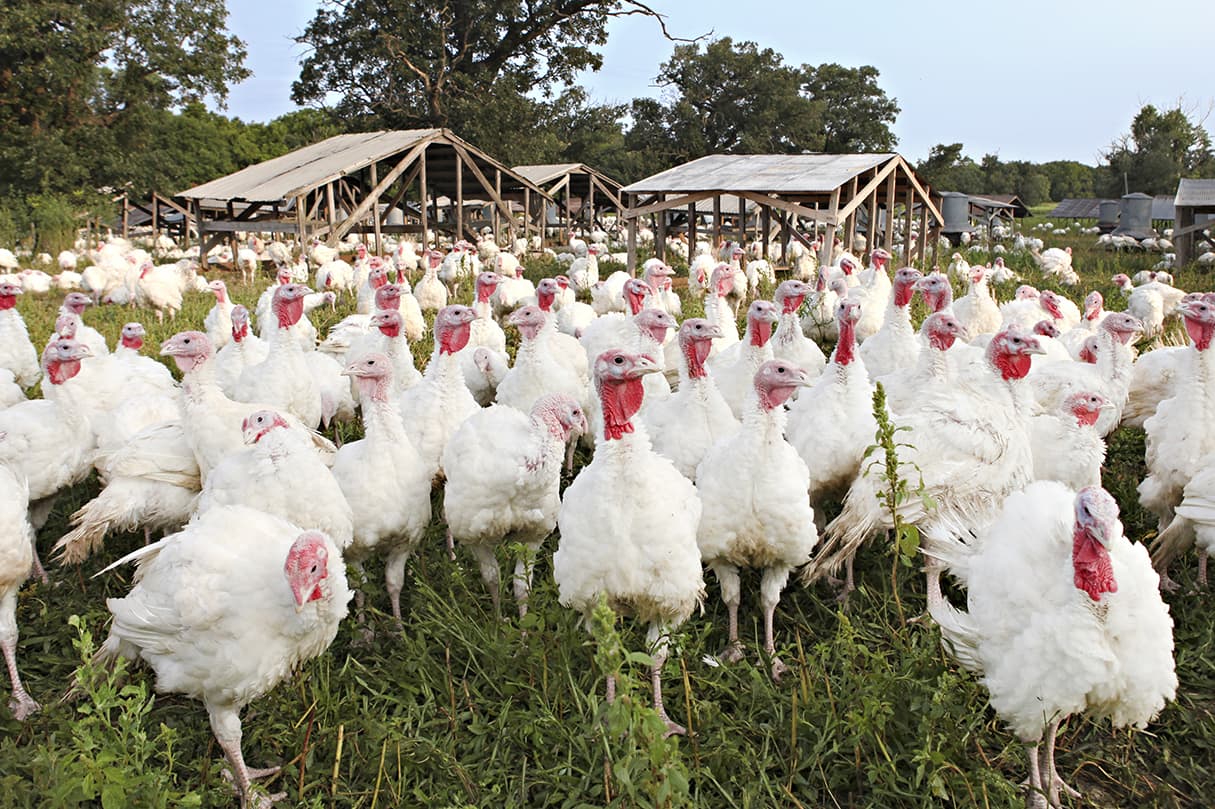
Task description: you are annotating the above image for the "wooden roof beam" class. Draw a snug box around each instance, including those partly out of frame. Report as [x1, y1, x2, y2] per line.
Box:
[834, 158, 900, 223]
[327, 139, 431, 246]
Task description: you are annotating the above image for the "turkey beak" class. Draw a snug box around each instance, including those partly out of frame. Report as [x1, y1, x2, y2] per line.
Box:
[793, 368, 814, 387]
[1022, 338, 1048, 356]
[704, 324, 724, 339]
[631, 356, 662, 377]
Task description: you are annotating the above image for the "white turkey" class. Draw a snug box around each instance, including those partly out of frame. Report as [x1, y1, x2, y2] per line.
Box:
[97, 506, 350, 809]
[707, 299, 781, 419]
[1036, 245, 1079, 285]
[925, 483, 1175, 808]
[695, 360, 816, 680]
[342, 309, 422, 399]
[353, 258, 389, 315]
[495, 306, 586, 415]
[641, 260, 681, 318]
[1030, 391, 1109, 490]
[770, 280, 825, 379]
[877, 312, 967, 416]
[215, 306, 269, 398]
[443, 394, 586, 617]
[808, 326, 1047, 590]
[0, 465, 37, 719]
[134, 261, 184, 323]
[414, 249, 448, 312]
[235, 284, 323, 429]
[567, 243, 601, 292]
[332, 354, 433, 623]
[439, 241, 479, 297]
[316, 258, 355, 295]
[56, 292, 109, 356]
[0, 283, 40, 388]
[1112, 272, 1186, 341]
[951, 264, 1001, 339]
[641, 319, 738, 479]
[197, 409, 353, 552]
[704, 265, 741, 352]
[397, 305, 480, 474]
[203, 279, 236, 349]
[857, 267, 922, 380]
[554, 350, 704, 736]
[532, 278, 589, 385]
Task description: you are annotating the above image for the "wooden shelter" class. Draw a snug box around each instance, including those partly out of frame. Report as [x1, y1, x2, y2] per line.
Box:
[512, 163, 624, 243]
[620, 153, 943, 270]
[177, 129, 551, 255]
[1174, 179, 1215, 266]
[117, 192, 195, 243]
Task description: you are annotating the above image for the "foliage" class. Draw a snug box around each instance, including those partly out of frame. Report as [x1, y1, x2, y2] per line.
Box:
[0, 0, 248, 198]
[1099, 103, 1215, 196]
[801, 63, 900, 153]
[915, 144, 1098, 205]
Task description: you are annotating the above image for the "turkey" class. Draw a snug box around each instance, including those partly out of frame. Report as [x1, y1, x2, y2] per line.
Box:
[56, 292, 109, 356]
[878, 312, 967, 416]
[695, 360, 816, 680]
[554, 275, 597, 338]
[579, 307, 675, 428]
[414, 249, 448, 312]
[235, 284, 323, 429]
[1058, 290, 1109, 357]
[801, 265, 842, 343]
[215, 306, 269, 398]
[354, 259, 389, 315]
[770, 280, 825, 379]
[1026, 312, 1143, 435]
[0, 465, 37, 719]
[951, 264, 1001, 339]
[490, 257, 536, 319]
[1029, 391, 1109, 490]
[708, 299, 781, 419]
[1122, 342, 1189, 428]
[641, 259, 681, 318]
[392, 240, 421, 276]
[342, 310, 422, 399]
[443, 394, 586, 617]
[1139, 298, 1215, 540]
[554, 350, 704, 736]
[0, 370, 23, 409]
[533, 278, 589, 384]
[439, 241, 479, 297]
[641, 319, 738, 479]
[160, 332, 335, 482]
[397, 305, 480, 474]
[925, 483, 1175, 808]
[465, 347, 509, 408]
[945, 252, 970, 281]
[203, 280, 237, 349]
[567, 243, 601, 292]
[315, 258, 355, 294]
[97, 506, 350, 809]
[1112, 273, 1186, 342]
[857, 267, 922, 380]
[1036, 245, 1079, 285]
[998, 285, 1049, 330]
[234, 244, 259, 285]
[704, 265, 741, 352]
[808, 326, 1047, 590]
[495, 306, 587, 414]
[331, 354, 433, 623]
[0, 283, 40, 388]
[787, 298, 875, 547]
[197, 410, 353, 551]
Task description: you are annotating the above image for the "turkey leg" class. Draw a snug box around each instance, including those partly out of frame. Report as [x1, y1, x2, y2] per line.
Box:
[467, 543, 501, 616]
[647, 625, 686, 737]
[760, 565, 792, 682]
[210, 706, 285, 809]
[1024, 742, 1047, 809]
[1044, 718, 1081, 807]
[1, 596, 40, 721]
[384, 545, 413, 626]
[710, 562, 744, 662]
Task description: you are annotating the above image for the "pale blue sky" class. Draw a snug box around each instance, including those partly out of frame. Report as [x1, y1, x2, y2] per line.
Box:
[219, 0, 1214, 166]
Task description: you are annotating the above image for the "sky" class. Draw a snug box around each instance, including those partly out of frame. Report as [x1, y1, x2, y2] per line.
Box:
[219, 0, 1215, 166]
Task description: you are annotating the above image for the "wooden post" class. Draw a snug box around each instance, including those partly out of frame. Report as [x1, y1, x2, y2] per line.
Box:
[587, 177, 596, 230]
[883, 173, 897, 250]
[564, 180, 572, 244]
[419, 146, 429, 248]
[712, 196, 721, 251]
[326, 183, 337, 233]
[867, 186, 879, 256]
[760, 204, 771, 261]
[779, 210, 788, 264]
[369, 162, 382, 254]
[151, 194, 159, 236]
[688, 201, 698, 259]
[655, 194, 667, 262]
[918, 202, 930, 268]
[296, 195, 306, 245]
[494, 169, 502, 243]
[524, 187, 531, 244]
[626, 193, 637, 272]
[456, 154, 464, 241]
[821, 188, 841, 266]
[1175, 205, 1194, 266]
[846, 176, 859, 254]
[903, 188, 914, 259]
[737, 195, 746, 250]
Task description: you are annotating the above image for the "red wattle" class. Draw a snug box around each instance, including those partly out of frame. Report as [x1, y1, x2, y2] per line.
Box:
[1072, 529, 1117, 601]
[537, 290, 554, 311]
[439, 323, 471, 354]
[600, 377, 646, 441]
[1185, 317, 1214, 351]
[121, 336, 143, 350]
[834, 322, 856, 366]
[782, 294, 806, 315]
[1073, 407, 1100, 427]
[894, 284, 915, 308]
[994, 351, 1032, 380]
[46, 359, 82, 386]
[750, 319, 774, 347]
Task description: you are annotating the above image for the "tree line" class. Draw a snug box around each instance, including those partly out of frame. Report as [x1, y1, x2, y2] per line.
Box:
[1, 0, 1211, 244]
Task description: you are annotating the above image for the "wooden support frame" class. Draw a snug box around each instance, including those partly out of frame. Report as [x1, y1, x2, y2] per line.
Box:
[327, 138, 434, 247]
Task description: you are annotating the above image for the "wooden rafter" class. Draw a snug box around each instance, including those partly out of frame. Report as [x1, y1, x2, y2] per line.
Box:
[327, 137, 435, 246]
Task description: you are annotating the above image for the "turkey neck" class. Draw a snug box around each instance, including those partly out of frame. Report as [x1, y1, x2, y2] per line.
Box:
[361, 381, 410, 448]
[742, 387, 788, 440]
[522, 412, 565, 473]
[1093, 328, 1133, 390]
[916, 342, 952, 386]
[1072, 525, 1116, 602]
[774, 312, 807, 350]
[883, 292, 914, 338]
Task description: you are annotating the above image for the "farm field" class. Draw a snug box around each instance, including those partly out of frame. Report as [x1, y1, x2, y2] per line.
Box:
[2, 226, 1214, 809]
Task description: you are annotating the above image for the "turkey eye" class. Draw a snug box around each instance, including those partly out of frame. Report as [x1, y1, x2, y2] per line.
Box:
[614, 356, 624, 364]
[309, 564, 318, 574]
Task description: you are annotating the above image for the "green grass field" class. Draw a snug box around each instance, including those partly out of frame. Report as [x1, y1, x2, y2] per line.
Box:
[2, 229, 1214, 808]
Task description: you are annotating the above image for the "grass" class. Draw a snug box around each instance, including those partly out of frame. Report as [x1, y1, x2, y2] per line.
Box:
[2, 233, 1214, 808]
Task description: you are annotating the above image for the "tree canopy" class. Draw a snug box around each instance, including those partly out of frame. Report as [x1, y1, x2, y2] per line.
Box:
[1099, 104, 1215, 196]
[915, 144, 1097, 205]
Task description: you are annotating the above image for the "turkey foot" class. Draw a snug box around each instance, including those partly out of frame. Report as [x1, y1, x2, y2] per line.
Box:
[827, 557, 856, 604]
[221, 764, 285, 809]
[1158, 570, 1181, 593]
[660, 715, 687, 738]
[8, 692, 40, 721]
[718, 641, 745, 664]
[1197, 553, 1208, 590]
[769, 656, 789, 683]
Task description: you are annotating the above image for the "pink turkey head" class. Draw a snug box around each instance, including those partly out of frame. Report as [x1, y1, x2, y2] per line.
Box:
[833, 298, 861, 365]
[241, 409, 289, 445]
[0, 282, 21, 310]
[775, 280, 810, 315]
[374, 283, 403, 312]
[532, 393, 587, 442]
[276, 267, 292, 285]
[710, 264, 734, 297]
[120, 322, 146, 350]
[208, 279, 228, 302]
[370, 309, 403, 338]
[746, 300, 779, 347]
[753, 359, 812, 410]
[42, 338, 91, 385]
[594, 349, 661, 441]
[475, 271, 504, 303]
[368, 264, 389, 289]
[893, 268, 923, 308]
[63, 292, 92, 315]
[285, 531, 331, 609]
[159, 331, 214, 372]
[1100, 311, 1143, 345]
[633, 308, 676, 346]
[1072, 486, 1119, 602]
[1064, 391, 1108, 428]
[342, 351, 393, 401]
[678, 318, 722, 380]
[1179, 298, 1215, 350]
[507, 305, 547, 341]
[839, 257, 856, 276]
[915, 273, 953, 313]
[1083, 291, 1104, 320]
[1032, 319, 1061, 339]
[870, 248, 891, 270]
[435, 305, 476, 354]
[1078, 335, 1100, 364]
[623, 278, 651, 315]
[231, 305, 250, 342]
[922, 312, 966, 351]
[272, 283, 311, 329]
[1039, 290, 1065, 321]
[54, 313, 77, 338]
[1014, 284, 1040, 301]
[985, 326, 1046, 380]
[536, 278, 560, 311]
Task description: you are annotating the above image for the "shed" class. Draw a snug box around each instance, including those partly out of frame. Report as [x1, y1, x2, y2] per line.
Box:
[971, 194, 1031, 218]
[620, 153, 943, 269]
[1174, 179, 1215, 265]
[512, 163, 624, 243]
[177, 129, 551, 255]
[117, 192, 196, 242]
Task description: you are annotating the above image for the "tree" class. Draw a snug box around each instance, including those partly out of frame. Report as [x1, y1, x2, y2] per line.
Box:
[801, 63, 899, 153]
[1099, 104, 1215, 196]
[291, 0, 686, 164]
[915, 144, 983, 193]
[0, 0, 248, 198]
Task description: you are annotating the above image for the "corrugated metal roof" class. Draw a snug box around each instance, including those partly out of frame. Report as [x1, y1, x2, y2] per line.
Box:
[691, 194, 760, 214]
[1175, 179, 1215, 207]
[513, 163, 584, 185]
[1152, 194, 1176, 221]
[1048, 198, 1104, 218]
[621, 153, 896, 194]
[179, 130, 444, 202]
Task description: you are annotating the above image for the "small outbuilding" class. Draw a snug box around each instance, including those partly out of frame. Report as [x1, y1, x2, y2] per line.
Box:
[177, 129, 552, 255]
[1174, 179, 1215, 265]
[512, 163, 625, 243]
[620, 153, 943, 269]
